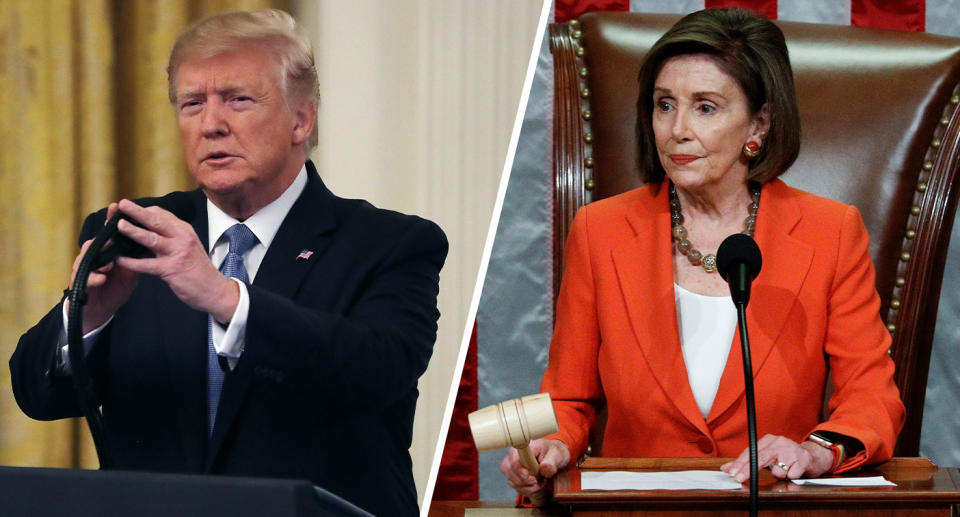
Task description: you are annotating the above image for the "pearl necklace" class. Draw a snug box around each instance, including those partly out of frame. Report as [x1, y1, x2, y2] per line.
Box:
[669, 183, 761, 273]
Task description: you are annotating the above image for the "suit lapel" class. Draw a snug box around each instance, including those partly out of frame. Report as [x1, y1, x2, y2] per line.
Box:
[611, 183, 712, 437]
[161, 189, 209, 472]
[206, 162, 338, 468]
[707, 180, 814, 423]
[248, 165, 337, 300]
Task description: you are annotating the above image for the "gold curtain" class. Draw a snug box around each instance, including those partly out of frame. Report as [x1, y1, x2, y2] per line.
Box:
[0, 0, 284, 469]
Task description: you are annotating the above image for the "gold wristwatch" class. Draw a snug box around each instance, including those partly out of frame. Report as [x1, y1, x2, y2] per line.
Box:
[808, 431, 846, 472]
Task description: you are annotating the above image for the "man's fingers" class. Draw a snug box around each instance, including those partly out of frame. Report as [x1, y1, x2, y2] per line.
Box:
[105, 202, 119, 222]
[71, 240, 95, 283]
[117, 199, 181, 236]
[85, 271, 110, 288]
[114, 255, 161, 276]
[116, 218, 166, 254]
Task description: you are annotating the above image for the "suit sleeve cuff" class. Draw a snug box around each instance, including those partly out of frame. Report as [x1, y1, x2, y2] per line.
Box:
[58, 299, 111, 374]
[212, 278, 248, 370]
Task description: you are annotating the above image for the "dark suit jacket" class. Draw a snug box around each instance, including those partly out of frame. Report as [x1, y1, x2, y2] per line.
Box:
[10, 162, 448, 516]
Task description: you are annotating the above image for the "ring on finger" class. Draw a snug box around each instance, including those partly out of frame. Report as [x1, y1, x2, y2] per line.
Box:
[775, 461, 791, 471]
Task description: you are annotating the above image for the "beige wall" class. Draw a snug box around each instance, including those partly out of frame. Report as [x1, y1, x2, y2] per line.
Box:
[293, 0, 544, 503]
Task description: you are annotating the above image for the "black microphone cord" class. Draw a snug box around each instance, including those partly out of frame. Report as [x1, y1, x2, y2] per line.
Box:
[66, 212, 125, 469]
[65, 192, 195, 470]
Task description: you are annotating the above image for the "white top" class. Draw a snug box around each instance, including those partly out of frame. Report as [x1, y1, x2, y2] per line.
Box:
[674, 283, 737, 419]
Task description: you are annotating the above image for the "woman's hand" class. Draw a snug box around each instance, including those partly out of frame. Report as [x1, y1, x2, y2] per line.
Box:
[720, 434, 834, 482]
[499, 438, 571, 498]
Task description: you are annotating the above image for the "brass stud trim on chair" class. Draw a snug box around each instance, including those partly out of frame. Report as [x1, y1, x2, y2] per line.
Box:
[584, 132, 593, 143]
[572, 29, 582, 39]
[893, 89, 957, 334]
[887, 323, 896, 333]
[585, 179, 596, 191]
[581, 88, 590, 98]
[576, 46, 585, 57]
[582, 109, 592, 121]
[584, 156, 594, 168]
[579, 67, 588, 78]
[568, 19, 579, 27]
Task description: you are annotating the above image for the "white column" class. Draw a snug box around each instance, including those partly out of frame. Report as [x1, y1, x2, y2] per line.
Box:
[294, 0, 543, 502]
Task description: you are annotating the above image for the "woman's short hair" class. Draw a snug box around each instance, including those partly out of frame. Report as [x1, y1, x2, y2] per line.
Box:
[636, 8, 800, 184]
[167, 9, 319, 151]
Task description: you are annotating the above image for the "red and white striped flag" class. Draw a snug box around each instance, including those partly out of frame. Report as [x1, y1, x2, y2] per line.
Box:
[558, 0, 945, 34]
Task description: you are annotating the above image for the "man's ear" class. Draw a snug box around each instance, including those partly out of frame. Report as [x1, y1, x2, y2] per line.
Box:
[291, 100, 317, 146]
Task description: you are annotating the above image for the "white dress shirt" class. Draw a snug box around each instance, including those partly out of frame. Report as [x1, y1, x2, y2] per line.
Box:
[58, 165, 307, 372]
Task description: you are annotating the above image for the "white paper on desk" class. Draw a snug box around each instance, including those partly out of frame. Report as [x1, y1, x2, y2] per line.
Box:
[791, 476, 896, 487]
[581, 470, 743, 491]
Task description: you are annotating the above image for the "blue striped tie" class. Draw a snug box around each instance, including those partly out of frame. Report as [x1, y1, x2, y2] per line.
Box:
[208, 223, 258, 434]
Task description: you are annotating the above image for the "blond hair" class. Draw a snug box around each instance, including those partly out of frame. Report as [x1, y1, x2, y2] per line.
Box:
[167, 9, 319, 151]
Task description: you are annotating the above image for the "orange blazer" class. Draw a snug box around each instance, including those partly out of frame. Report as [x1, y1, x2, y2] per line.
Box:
[542, 179, 905, 471]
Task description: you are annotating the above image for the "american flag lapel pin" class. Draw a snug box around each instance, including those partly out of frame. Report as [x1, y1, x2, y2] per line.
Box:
[296, 249, 314, 261]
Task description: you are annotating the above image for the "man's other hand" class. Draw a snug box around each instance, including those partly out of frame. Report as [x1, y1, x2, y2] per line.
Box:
[113, 198, 239, 323]
[68, 203, 140, 333]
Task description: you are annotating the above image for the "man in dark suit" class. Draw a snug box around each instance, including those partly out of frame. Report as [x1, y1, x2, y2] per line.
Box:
[9, 10, 446, 516]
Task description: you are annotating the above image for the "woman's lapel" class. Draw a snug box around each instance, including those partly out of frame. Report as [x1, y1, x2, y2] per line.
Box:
[611, 183, 711, 436]
[707, 180, 815, 423]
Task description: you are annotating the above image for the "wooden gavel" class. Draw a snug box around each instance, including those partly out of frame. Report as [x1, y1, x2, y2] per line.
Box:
[468, 393, 559, 506]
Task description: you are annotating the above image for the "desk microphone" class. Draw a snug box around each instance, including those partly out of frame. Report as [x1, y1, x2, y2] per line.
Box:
[717, 233, 762, 305]
[717, 233, 762, 517]
[67, 191, 196, 468]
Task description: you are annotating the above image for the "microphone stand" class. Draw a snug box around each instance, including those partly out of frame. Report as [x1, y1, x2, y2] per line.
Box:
[734, 293, 758, 517]
[718, 232, 762, 517]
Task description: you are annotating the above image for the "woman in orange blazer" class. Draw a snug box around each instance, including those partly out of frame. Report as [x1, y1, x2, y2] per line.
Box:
[501, 8, 904, 499]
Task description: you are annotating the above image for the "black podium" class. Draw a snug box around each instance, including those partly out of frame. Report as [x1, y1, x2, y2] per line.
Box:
[0, 466, 374, 517]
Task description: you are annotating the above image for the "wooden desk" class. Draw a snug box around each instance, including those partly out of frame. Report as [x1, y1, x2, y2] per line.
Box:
[429, 458, 960, 516]
[554, 457, 960, 516]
